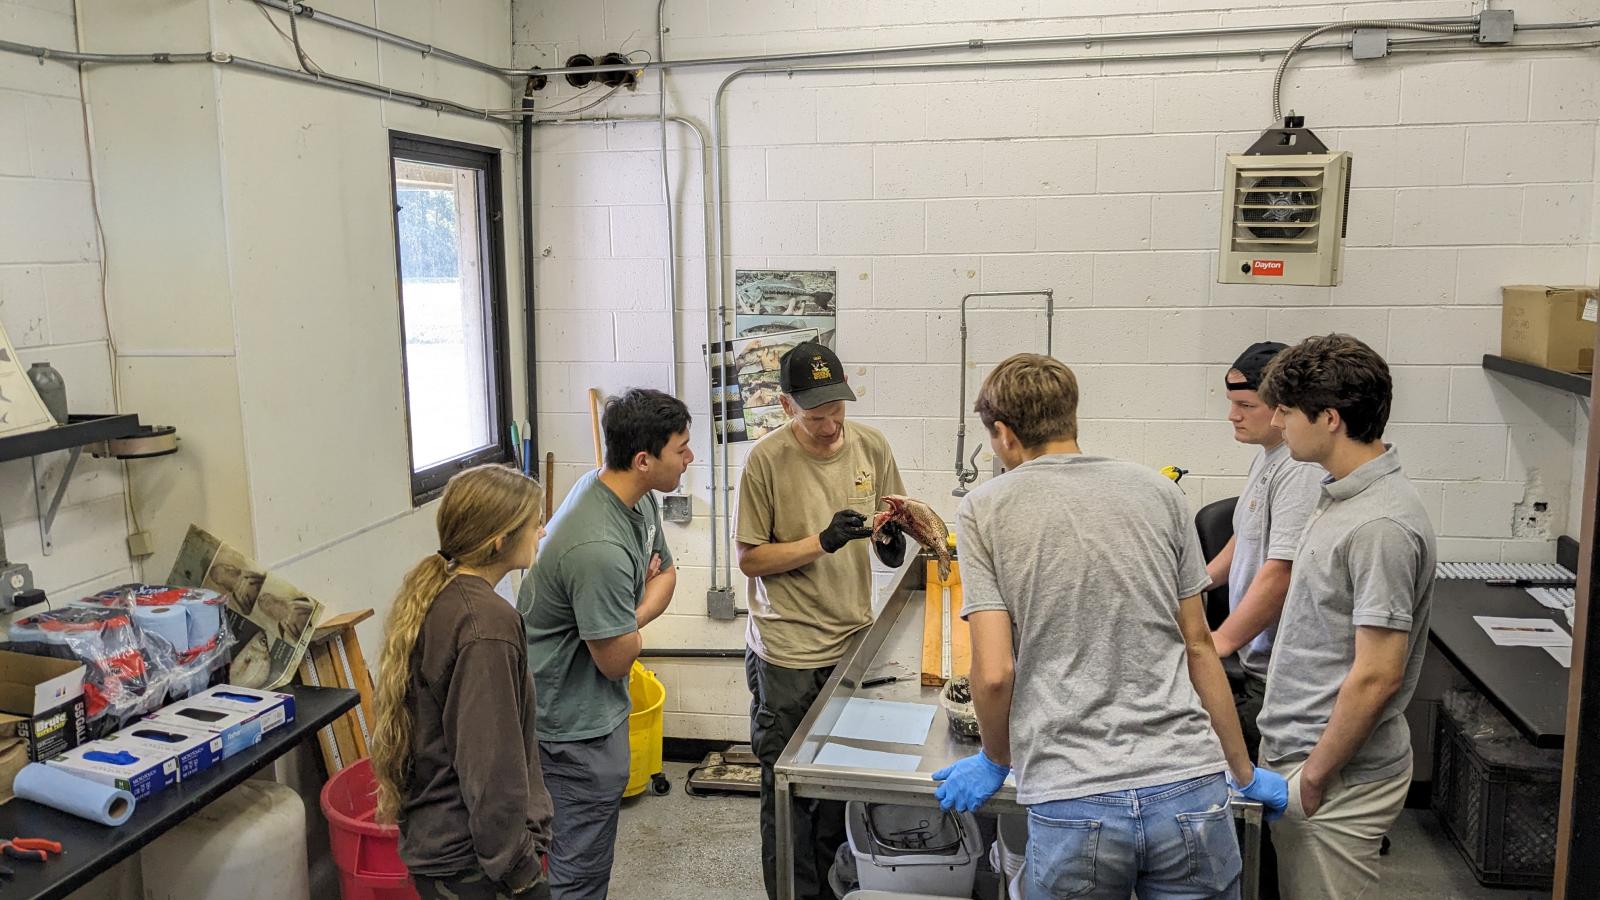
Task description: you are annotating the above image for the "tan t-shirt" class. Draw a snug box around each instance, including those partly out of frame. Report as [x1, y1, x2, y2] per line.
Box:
[736, 420, 905, 668]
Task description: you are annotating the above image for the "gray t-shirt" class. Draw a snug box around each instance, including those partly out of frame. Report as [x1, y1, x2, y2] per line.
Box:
[958, 454, 1227, 805]
[520, 469, 673, 742]
[1227, 442, 1325, 678]
[1259, 446, 1437, 785]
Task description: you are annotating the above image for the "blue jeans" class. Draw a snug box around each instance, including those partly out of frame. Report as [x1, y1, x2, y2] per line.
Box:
[1026, 773, 1240, 900]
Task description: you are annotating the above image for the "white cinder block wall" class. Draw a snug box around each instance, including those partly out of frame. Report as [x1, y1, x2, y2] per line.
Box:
[514, 0, 1600, 740]
[0, 0, 135, 603]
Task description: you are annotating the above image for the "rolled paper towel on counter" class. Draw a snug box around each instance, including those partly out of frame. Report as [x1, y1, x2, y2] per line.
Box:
[15, 763, 135, 826]
[181, 596, 224, 651]
[132, 604, 191, 651]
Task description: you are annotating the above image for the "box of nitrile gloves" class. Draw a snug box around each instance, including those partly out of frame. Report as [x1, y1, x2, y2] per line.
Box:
[47, 738, 179, 800]
[188, 685, 295, 735]
[110, 721, 224, 781]
[143, 700, 264, 760]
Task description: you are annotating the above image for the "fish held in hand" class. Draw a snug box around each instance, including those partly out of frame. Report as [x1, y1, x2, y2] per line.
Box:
[872, 495, 953, 581]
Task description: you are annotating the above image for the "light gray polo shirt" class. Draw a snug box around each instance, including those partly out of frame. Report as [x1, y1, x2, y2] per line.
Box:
[1258, 445, 1437, 785]
[1227, 441, 1325, 678]
[958, 454, 1227, 805]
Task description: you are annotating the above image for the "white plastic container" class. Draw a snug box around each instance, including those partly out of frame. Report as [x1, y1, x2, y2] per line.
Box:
[845, 801, 980, 898]
[141, 780, 309, 900]
[988, 813, 1028, 898]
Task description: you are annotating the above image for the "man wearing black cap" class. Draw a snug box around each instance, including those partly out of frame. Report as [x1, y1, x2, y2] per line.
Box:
[735, 340, 907, 900]
[1205, 341, 1326, 761]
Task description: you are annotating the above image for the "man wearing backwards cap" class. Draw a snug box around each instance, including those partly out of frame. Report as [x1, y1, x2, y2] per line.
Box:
[1204, 342, 1326, 899]
[735, 340, 908, 900]
[1207, 342, 1326, 759]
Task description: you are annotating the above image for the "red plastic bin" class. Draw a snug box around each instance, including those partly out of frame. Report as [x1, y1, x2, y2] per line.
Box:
[321, 757, 420, 900]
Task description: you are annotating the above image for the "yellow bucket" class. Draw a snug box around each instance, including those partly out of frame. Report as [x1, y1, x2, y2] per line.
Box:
[624, 661, 668, 797]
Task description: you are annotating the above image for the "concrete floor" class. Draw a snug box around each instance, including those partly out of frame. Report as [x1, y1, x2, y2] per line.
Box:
[610, 762, 1550, 900]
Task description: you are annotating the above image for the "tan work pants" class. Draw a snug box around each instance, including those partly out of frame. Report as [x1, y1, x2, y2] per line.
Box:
[1264, 758, 1412, 900]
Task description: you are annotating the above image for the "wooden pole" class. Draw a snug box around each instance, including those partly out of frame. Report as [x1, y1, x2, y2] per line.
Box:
[1555, 319, 1600, 898]
[588, 388, 604, 469]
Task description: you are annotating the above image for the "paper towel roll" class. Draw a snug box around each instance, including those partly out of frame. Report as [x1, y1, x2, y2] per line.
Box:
[16, 763, 135, 826]
[133, 604, 190, 652]
[183, 598, 223, 651]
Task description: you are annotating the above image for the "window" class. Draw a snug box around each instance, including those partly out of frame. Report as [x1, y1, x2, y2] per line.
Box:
[389, 132, 512, 504]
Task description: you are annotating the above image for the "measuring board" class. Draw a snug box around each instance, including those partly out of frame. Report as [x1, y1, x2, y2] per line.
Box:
[921, 559, 970, 686]
[296, 608, 377, 773]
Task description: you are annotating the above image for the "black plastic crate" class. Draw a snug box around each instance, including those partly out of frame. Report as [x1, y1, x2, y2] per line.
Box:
[1431, 703, 1560, 888]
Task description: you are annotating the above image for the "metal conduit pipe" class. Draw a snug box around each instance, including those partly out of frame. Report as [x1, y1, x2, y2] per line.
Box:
[530, 113, 722, 584]
[520, 15, 1483, 78]
[953, 291, 1055, 497]
[252, 0, 523, 80]
[659, 0, 679, 398]
[522, 87, 540, 462]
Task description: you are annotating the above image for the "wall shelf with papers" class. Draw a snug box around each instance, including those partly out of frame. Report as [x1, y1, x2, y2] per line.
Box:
[1482, 354, 1592, 399]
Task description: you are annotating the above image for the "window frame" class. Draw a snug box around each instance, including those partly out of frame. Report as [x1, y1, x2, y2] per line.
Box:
[388, 130, 514, 506]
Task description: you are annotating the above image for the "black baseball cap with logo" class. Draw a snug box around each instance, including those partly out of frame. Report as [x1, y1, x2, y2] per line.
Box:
[779, 341, 855, 409]
[1226, 341, 1289, 391]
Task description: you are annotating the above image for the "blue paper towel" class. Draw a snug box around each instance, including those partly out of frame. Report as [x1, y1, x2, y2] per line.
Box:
[132, 604, 189, 652]
[182, 598, 223, 650]
[14, 763, 135, 826]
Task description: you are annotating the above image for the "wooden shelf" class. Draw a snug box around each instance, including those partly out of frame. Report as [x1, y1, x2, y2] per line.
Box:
[1482, 355, 1592, 399]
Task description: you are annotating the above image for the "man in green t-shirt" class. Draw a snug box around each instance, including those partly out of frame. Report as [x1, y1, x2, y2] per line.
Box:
[520, 388, 692, 900]
[735, 341, 908, 900]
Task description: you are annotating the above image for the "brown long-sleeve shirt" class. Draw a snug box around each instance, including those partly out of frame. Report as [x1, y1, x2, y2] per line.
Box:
[398, 574, 553, 890]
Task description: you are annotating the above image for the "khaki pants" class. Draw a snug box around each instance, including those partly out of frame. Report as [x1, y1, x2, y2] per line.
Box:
[1265, 758, 1411, 900]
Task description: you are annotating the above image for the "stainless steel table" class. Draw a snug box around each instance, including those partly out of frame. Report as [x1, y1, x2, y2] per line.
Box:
[774, 563, 1262, 900]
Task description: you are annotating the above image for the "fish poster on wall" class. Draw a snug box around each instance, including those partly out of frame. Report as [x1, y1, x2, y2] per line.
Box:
[707, 328, 817, 444]
[706, 269, 837, 444]
[733, 269, 837, 348]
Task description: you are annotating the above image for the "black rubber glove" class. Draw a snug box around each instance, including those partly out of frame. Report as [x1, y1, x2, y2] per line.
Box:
[819, 509, 872, 553]
[872, 520, 908, 568]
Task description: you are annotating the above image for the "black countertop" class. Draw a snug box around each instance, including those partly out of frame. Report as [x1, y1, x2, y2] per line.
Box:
[1429, 580, 1571, 749]
[0, 684, 358, 900]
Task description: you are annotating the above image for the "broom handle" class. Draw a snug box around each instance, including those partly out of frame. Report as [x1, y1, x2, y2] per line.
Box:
[588, 388, 604, 469]
[544, 452, 555, 522]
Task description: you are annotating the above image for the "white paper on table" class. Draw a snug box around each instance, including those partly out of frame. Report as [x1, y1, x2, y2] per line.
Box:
[1473, 616, 1572, 648]
[1525, 587, 1575, 611]
[828, 697, 936, 745]
[814, 742, 922, 772]
[1546, 645, 1573, 668]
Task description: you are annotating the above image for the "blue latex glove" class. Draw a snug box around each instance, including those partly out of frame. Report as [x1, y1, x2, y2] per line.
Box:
[1228, 766, 1289, 821]
[931, 751, 1010, 813]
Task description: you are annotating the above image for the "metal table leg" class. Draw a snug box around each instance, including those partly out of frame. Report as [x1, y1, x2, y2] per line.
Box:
[776, 771, 796, 900]
[1238, 801, 1263, 900]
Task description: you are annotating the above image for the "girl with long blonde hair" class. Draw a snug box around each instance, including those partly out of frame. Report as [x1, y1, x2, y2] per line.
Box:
[370, 464, 553, 900]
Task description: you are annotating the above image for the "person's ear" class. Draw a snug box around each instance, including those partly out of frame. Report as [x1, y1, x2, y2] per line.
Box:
[633, 450, 651, 473]
[1322, 407, 1343, 434]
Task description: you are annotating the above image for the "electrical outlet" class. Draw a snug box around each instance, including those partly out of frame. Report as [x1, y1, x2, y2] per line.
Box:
[661, 493, 692, 524]
[0, 561, 34, 612]
[127, 530, 154, 559]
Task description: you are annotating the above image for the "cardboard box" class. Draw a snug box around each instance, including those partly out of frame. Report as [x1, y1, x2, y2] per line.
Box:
[47, 739, 180, 800]
[189, 685, 295, 735]
[109, 721, 224, 781]
[0, 650, 89, 762]
[1501, 285, 1598, 373]
[143, 699, 264, 760]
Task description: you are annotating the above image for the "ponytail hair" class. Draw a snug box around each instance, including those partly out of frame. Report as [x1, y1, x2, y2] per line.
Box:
[370, 463, 543, 823]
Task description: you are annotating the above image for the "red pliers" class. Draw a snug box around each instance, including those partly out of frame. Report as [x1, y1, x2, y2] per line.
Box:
[0, 838, 62, 862]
